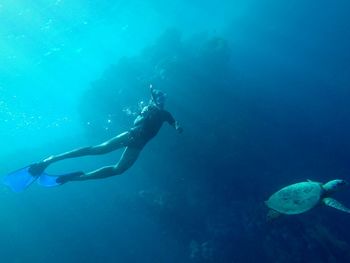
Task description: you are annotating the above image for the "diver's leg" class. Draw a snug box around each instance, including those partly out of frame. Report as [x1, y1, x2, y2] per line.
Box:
[61, 147, 141, 182]
[30, 132, 131, 175]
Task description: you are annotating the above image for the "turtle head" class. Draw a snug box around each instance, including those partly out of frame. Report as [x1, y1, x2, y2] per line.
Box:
[323, 179, 348, 193]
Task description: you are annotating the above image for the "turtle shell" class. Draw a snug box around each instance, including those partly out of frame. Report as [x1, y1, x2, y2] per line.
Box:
[266, 182, 324, 215]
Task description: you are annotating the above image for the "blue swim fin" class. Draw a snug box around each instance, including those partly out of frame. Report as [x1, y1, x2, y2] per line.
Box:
[37, 173, 62, 187]
[4, 166, 82, 192]
[3, 166, 40, 193]
[38, 172, 83, 187]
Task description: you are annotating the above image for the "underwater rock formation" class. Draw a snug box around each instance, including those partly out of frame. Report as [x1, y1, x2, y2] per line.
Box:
[79, 29, 350, 262]
[79, 29, 233, 139]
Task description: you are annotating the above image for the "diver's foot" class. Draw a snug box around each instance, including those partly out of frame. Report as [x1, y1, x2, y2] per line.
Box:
[56, 172, 84, 184]
[28, 162, 49, 176]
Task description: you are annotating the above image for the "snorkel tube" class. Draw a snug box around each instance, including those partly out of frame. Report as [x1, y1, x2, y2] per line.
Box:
[150, 84, 166, 108]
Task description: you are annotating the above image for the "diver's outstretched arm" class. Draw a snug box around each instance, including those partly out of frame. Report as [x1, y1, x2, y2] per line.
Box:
[172, 121, 183, 133]
[163, 110, 183, 133]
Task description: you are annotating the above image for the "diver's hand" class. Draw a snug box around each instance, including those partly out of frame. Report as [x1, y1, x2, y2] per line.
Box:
[176, 124, 183, 134]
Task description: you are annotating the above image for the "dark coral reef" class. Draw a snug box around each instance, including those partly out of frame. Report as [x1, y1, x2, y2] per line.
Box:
[79, 29, 350, 262]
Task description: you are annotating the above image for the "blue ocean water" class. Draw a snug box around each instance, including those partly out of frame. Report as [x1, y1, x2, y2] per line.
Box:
[1, 0, 350, 262]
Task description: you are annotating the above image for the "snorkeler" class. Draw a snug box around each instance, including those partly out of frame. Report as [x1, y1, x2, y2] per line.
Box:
[4, 86, 182, 191]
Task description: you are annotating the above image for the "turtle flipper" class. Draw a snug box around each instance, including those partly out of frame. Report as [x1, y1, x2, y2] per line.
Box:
[322, 197, 350, 213]
[266, 209, 281, 221]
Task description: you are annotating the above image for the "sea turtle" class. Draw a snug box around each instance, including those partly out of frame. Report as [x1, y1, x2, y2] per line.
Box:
[265, 179, 350, 219]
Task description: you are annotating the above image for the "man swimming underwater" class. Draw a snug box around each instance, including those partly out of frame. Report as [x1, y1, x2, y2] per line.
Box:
[29, 85, 183, 184]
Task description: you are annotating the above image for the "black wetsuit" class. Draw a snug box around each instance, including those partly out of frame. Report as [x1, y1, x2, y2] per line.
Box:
[128, 104, 175, 149]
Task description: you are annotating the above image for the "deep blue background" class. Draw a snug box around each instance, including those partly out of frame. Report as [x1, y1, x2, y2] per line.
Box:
[1, 0, 350, 262]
